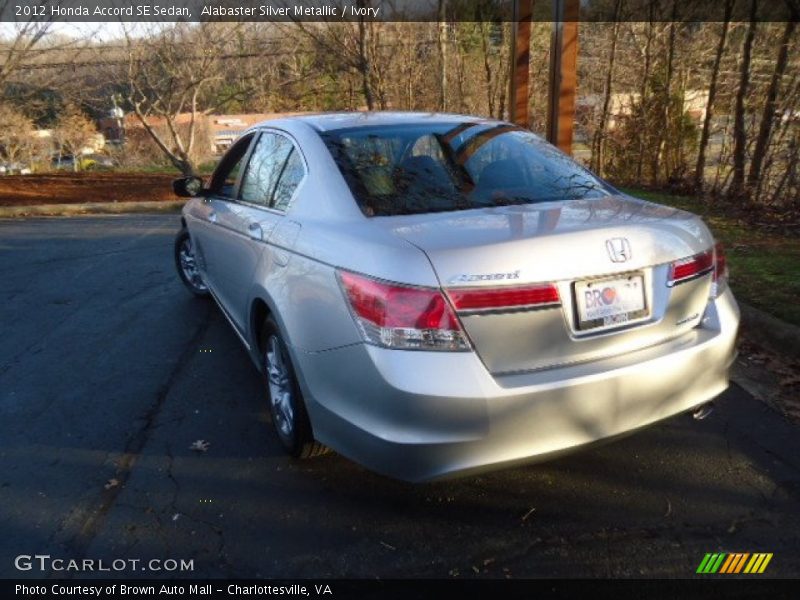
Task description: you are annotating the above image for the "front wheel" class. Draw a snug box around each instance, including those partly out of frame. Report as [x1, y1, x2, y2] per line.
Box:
[174, 229, 209, 297]
[260, 317, 327, 459]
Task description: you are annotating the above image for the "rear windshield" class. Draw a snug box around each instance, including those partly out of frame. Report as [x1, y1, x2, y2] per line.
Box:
[320, 122, 614, 216]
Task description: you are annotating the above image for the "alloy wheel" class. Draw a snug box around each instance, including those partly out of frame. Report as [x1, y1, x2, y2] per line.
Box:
[178, 237, 208, 293]
[266, 335, 295, 437]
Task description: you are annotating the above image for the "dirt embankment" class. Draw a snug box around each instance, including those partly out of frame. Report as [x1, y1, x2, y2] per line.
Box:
[0, 172, 179, 207]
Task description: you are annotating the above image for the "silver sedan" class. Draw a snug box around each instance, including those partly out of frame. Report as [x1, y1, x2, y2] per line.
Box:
[173, 112, 739, 481]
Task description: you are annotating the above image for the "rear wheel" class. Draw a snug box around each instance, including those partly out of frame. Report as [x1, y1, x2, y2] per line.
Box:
[260, 317, 327, 458]
[174, 229, 209, 297]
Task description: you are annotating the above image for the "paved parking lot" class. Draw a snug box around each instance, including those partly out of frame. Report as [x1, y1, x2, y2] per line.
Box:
[1, 214, 800, 578]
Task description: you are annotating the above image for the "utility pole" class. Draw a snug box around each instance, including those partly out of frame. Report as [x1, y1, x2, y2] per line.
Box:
[546, 0, 579, 154]
[508, 0, 533, 127]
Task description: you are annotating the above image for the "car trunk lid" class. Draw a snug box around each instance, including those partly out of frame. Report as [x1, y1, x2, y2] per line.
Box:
[375, 195, 716, 374]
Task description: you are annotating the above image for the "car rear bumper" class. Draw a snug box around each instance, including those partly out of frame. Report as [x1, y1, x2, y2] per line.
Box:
[293, 288, 739, 482]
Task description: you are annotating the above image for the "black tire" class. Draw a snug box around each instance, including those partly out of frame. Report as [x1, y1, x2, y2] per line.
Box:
[259, 316, 327, 459]
[174, 229, 209, 297]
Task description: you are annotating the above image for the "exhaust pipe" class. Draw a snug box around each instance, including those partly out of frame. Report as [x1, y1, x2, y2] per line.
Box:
[692, 402, 715, 421]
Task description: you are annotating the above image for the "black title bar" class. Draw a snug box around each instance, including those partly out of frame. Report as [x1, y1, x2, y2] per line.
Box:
[4, 578, 797, 600]
[2, 0, 800, 23]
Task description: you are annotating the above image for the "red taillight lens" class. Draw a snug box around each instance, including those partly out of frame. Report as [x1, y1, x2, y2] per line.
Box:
[447, 284, 560, 312]
[338, 271, 468, 351]
[668, 249, 714, 285]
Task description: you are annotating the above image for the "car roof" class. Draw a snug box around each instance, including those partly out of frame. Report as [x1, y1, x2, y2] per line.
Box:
[251, 111, 503, 133]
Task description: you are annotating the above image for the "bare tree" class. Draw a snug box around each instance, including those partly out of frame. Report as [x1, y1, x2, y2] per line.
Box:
[387, 24, 431, 110]
[0, 3, 50, 88]
[438, 0, 448, 111]
[590, 0, 623, 176]
[730, 0, 759, 199]
[694, 0, 734, 192]
[633, 15, 656, 181]
[120, 23, 260, 175]
[746, 15, 797, 200]
[0, 102, 34, 166]
[292, 2, 388, 112]
[0, 8, 98, 115]
[52, 104, 96, 171]
[652, 2, 680, 185]
[476, 20, 509, 120]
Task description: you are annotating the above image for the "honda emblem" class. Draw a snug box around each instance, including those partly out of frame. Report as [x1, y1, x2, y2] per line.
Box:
[606, 238, 632, 263]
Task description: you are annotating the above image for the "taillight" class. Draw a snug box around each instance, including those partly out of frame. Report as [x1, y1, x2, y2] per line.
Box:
[711, 242, 728, 298]
[668, 249, 714, 286]
[447, 284, 560, 312]
[338, 271, 469, 351]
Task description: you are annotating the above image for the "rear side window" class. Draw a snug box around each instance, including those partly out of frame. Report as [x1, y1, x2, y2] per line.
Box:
[321, 123, 613, 216]
[272, 149, 304, 212]
[239, 133, 293, 206]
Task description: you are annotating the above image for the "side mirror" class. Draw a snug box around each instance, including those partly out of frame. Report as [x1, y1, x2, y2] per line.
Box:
[173, 176, 205, 198]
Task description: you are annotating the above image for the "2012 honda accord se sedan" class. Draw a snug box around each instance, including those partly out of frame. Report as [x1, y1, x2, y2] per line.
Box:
[172, 112, 739, 482]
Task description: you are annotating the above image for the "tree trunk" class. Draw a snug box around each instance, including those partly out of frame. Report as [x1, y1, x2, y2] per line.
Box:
[438, 0, 448, 112]
[591, 1, 623, 176]
[357, 6, 374, 110]
[694, 1, 733, 193]
[746, 18, 797, 201]
[773, 132, 799, 201]
[407, 60, 413, 109]
[480, 21, 495, 117]
[496, 25, 508, 120]
[130, 106, 196, 176]
[730, 0, 759, 200]
[653, 3, 679, 186]
[454, 24, 467, 113]
[636, 17, 654, 181]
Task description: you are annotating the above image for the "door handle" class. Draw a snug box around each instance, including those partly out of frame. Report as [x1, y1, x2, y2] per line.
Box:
[208, 211, 217, 223]
[248, 222, 263, 241]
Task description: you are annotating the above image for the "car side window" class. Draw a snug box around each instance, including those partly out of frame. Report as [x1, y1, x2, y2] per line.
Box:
[271, 148, 305, 212]
[239, 133, 293, 206]
[209, 134, 254, 198]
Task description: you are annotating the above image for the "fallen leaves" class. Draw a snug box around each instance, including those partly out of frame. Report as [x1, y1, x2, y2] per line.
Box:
[737, 335, 800, 423]
[745, 352, 769, 365]
[779, 374, 800, 388]
[104, 478, 119, 490]
[189, 440, 210, 453]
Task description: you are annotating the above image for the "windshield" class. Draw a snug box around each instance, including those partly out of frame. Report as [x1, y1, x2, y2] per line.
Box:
[321, 122, 615, 216]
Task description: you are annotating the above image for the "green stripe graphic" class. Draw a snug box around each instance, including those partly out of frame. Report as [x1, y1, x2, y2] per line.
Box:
[710, 553, 726, 573]
[697, 553, 727, 573]
[696, 554, 713, 574]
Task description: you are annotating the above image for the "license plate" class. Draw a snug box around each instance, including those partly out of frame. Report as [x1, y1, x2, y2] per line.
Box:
[574, 273, 648, 331]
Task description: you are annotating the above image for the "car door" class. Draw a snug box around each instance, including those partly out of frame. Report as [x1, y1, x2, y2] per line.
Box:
[243, 131, 307, 266]
[184, 134, 254, 295]
[199, 132, 260, 332]
[209, 130, 306, 332]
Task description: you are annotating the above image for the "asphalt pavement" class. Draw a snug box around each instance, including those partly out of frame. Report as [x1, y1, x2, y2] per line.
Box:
[1, 214, 799, 579]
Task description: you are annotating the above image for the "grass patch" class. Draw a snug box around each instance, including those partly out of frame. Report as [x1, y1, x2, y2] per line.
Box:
[104, 162, 218, 176]
[0, 200, 185, 218]
[622, 187, 800, 326]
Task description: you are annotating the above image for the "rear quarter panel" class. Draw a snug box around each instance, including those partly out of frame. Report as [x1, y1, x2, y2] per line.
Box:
[247, 121, 440, 353]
